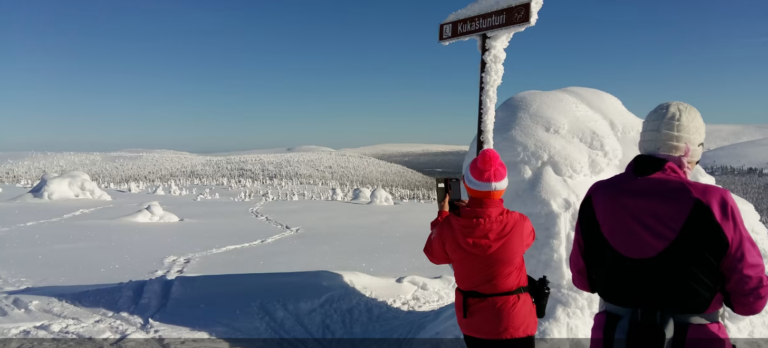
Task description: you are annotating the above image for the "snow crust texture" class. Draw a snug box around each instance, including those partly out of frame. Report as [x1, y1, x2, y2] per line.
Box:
[119, 202, 181, 223]
[463, 87, 768, 338]
[13, 171, 112, 201]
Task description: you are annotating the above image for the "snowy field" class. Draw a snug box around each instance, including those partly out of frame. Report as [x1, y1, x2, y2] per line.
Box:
[0, 180, 458, 339]
[1, 88, 767, 343]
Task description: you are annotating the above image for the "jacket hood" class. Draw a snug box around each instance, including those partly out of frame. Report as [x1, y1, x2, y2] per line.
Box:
[447, 198, 513, 255]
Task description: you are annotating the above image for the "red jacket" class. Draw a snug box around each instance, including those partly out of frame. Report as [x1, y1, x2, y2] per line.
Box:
[424, 198, 537, 339]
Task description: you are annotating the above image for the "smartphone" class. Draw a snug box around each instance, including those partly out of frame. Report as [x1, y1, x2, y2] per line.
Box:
[436, 177, 462, 214]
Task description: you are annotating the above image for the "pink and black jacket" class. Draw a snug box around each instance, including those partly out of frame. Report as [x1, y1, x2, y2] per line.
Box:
[570, 155, 768, 348]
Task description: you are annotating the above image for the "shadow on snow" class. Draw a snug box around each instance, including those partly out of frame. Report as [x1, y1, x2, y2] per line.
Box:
[7, 271, 460, 342]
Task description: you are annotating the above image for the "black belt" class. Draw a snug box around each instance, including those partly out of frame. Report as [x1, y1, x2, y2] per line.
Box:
[457, 286, 528, 319]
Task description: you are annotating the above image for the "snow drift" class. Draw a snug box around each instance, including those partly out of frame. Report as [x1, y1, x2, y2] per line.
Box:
[13, 171, 112, 201]
[47, 271, 458, 339]
[368, 188, 394, 206]
[462, 87, 768, 338]
[119, 202, 180, 223]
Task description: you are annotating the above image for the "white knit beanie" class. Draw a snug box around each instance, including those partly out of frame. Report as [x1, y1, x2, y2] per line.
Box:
[639, 102, 706, 163]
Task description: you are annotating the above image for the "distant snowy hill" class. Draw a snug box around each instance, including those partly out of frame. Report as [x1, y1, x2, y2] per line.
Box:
[701, 137, 768, 169]
[341, 144, 468, 156]
[342, 144, 469, 178]
[208, 146, 336, 156]
[705, 124, 768, 150]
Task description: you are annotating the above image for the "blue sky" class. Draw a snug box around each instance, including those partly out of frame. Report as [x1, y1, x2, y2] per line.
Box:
[1, 0, 766, 152]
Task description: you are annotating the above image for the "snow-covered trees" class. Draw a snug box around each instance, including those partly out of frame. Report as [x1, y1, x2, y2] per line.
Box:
[0, 151, 435, 201]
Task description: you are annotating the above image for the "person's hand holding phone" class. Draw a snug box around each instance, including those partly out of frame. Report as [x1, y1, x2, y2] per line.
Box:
[440, 187, 468, 212]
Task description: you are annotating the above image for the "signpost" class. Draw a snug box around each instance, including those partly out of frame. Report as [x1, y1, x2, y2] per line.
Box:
[439, 2, 532, 155]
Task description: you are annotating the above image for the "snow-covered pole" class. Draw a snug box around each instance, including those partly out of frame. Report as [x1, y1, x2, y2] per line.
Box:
[439, 0, 543, 156]
[476, 34, 489, 156]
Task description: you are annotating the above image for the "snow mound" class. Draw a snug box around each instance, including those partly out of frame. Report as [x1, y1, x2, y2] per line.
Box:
[340, 272, 457, 312]
[701, 137, 768, 169]
[351, 187, 372, 203]
[119, 202, 180, 223]
[12, 171, 112, 201]
[368, 188, 394, 206]
[463, 87, 768, 338]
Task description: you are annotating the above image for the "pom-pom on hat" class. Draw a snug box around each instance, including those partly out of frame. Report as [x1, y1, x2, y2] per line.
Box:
[464, 149, 508, 200]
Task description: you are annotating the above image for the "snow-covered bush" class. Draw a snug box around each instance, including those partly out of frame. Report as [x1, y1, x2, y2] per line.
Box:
[331, 188, 345, 201]
[13, 171, 112, 201]
[152, 185, 166, 195]
[368, 188, 394, 206]
[119, 202, 180, 223]
[351, 188, 372, 202]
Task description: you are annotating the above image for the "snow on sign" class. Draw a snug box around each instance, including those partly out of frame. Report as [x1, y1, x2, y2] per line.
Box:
[438, 2, 531, 42]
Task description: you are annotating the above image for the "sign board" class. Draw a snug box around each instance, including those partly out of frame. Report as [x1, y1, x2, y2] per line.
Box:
[439, 2, 531, 42]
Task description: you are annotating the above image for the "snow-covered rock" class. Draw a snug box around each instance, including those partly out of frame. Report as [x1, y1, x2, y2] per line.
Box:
[118, 202, 180, 223]
[368, 188, 394, 206]
[351, 188, 372, 203]
[13, 171, 112, 201]
[462, 87, 768, 338]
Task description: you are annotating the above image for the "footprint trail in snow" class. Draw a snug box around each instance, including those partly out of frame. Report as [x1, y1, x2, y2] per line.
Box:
[0, 205, 114, 232]
[153, 199, 301, 278]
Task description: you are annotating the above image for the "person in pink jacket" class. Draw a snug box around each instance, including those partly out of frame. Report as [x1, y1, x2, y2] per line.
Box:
[570, 102, 768, 348]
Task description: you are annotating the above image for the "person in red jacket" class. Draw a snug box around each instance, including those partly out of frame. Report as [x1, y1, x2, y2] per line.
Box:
[424, 148, 538, 348]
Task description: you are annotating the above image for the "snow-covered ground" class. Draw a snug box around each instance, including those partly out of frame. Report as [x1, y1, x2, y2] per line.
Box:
[1, 88, 766, 342]
[702, 137, 768, 169]
[0, 182, 458, 339]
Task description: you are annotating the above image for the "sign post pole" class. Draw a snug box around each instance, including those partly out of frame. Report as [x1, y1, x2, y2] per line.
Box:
[438, 1, 532, 157]
[476, 34, 489, 156]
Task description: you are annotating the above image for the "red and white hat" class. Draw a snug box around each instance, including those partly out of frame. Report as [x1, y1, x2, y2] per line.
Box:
[464, 149, 508, 200]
